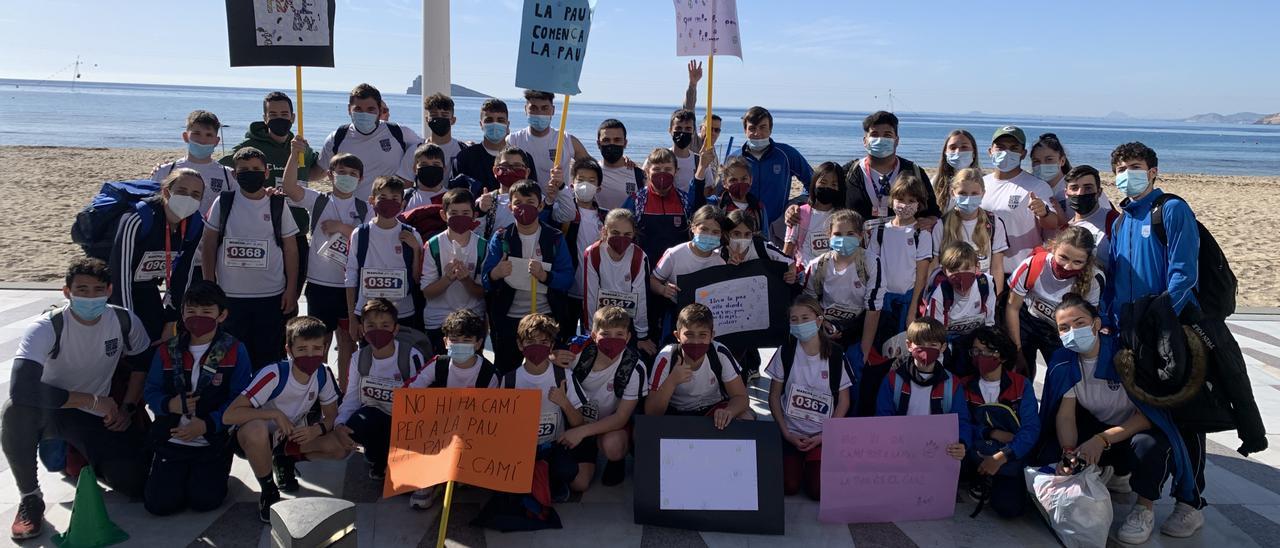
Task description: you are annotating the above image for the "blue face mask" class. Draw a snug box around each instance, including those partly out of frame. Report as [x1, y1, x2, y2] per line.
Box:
[482, 123, 507, 142]
[945, 151, 970, 169]
[1033, 164, 1060, 182]
[747, 138, 771, 151]
[1059, 325, 1097, 354]
[69, 295, 109, 321]
[351, 111, 379, 134]
[830, 235, 861, 256]
[447, 342, 476, 362]
[1115, 169, 1150, 197]
[692, 233, 720, 252]
[187, 140, 216, 159]
[528, 115, 552, 132]
[790, 320, 820, 341]
[954, 195, 983, 215]
[865, 137, 896, 159]
[991, 150, 1021, 172]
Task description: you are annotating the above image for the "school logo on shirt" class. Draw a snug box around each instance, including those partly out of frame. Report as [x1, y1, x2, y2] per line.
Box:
[104, 338, 120, 357]
[673, 217, 682, 228]
[1008, 195, 1022, 209]
[211, 179, 224, 192]
[212, 373, 224, 386]
[380, 138, 393, 152]
[1107, 380, 1123, 391]
[820, 371, 828, 380]
[308, 390, 316, 401]
[773, 165, 782, 175]
[623, 273, 630, 283]
[263, 213, 271, 222]
[1141, 225, 1151, 238]
[607, 381, 614, 393]
[393, 245, 402, 254]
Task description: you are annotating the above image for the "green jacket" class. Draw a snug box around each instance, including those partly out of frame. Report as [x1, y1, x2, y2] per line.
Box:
[220, 121, 319, 240]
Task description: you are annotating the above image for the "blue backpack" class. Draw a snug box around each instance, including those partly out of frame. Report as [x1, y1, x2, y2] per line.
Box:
[71, 180, 162, 260]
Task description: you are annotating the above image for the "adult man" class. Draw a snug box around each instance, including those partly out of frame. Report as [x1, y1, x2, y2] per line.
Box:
[727, 106, 812, 226]
[4, 259, 152, 540]
[506, 90, 592, 189]
[595, 119, 645, 209]
[842, 111, 941, 225]
[456, 99, 538, 194]
[666, 109, 700, 194]
[423, 92, 465, 181]
[981, 126, 1058, 276]
[318, 83, 423, 198]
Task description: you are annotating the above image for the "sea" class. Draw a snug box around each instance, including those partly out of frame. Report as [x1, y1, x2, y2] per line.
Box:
[3, 78, 1280, 177]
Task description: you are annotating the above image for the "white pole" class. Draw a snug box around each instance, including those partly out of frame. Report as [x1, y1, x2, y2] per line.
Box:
[422, 0, 451, 134]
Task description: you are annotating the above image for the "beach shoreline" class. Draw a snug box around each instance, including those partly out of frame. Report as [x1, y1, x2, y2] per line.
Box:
[2, 145, 1276, 306]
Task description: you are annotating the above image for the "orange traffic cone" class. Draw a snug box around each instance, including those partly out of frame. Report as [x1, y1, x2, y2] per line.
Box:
[53, 466, 128, 548]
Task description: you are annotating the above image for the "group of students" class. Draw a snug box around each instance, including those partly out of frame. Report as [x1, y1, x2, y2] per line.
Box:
[3, 66, 1264, 544]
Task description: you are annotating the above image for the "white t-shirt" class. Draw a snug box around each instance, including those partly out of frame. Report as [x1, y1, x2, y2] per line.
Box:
[319, 122, 423, 198]
[576, 354, 645, 423]
[865, 221, 934, 308]
[924, 273, 996, 334]
[168, 342, 212, 447]
[514, 365, 585, 444]
[508, 229, 551, 318]
[804, 253, 868, 321]
[647, 342, 741, 412]
[785, 207, 833, 266]
[506, 127, 575, 189]
[764, 344, 852, 436]
[905, 372, 937, 417]
[582, 243, 650, 338]
[337, 341, 425, 423]
[982, 171, 1056, 273]
[487, 194, 516, 237]
[15, 306, 150, 415]
[1068, 356, 1135, 425]
[433, 138, 464, 182]
[671, 149, 697, 195]
[407, 356, 498, 390]
[570, 207, 603, 299]
[290, 188, 371, 287]
[1010, 253, 1103, 323]
[930, 213, 1010, 276]
[653, 243, 726, 299]
[405, 186, 447, 212]
[151, 159, 237, 218]
[979, 378, 1001, 404]
[205, 192, 301, 298]
[1069, 204, 1115, 270]
[243, 364, 340, 428]
[344, 222, 422, 319]
[420, 232, 486, 328]
[598, 165, 640, 210]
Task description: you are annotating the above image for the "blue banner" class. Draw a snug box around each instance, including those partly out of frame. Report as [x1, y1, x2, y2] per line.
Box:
[514, 0, 595, 95]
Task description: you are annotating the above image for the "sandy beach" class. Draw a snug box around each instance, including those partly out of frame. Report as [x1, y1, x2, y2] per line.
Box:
[1, 145, 1276, 307]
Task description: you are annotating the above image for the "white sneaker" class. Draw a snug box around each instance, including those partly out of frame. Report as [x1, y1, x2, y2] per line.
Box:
[1117, 505, 1155, 545]
[409, 486, 437, 510]
[1098, 465, 1115, 484]
[1160, 502, 1204, 538]
[1107, 472, 1133, 494]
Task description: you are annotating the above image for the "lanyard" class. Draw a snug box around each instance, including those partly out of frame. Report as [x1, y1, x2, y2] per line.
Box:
[863, 157, 901, 214]
[163, 219, 185, 340]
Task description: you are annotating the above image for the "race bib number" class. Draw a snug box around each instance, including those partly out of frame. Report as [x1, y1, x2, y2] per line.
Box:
[580, 401, 599, 423]
[808, 233, 830, 253]
[317, 233, 350, 267]
[361, 268, 406, 300]
[948, 317, 983, 334]
[978, 255, 991, 273]
[359, 376, 400, 414]
[786, 385, 833, 425]
[134, 250, 170, 282]
[824, 305, 862, 324]
[223, 238, 269, 269]
[863, 217, 890, 232]
[1031, 297, 1057, 321]
[537, 413, 558, 439]
[598, 290, 639, 317]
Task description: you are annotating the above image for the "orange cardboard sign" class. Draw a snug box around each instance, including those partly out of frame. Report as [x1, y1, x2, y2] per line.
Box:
[383, 388, 540, 497]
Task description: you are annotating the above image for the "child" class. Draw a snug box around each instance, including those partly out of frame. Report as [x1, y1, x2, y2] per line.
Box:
[874, 318, 969, 460]
[405, 143, 449, 210]
[931, 167, 1008, 289]
[724, 209, 799, 376]
[408, 309, 500, 390]
[922, 242, 996, 377]
[143, 281, 252, 516]
[223, 316, 350, 523]
[475, 146, 536, 240]
[559, 307, 647, 491]
[692, 155, 770, 240]
[645, 304, 751, 429]
[423, 92, 464, 182]
[651, 206, 727, 345]
[200, 146, 300, 370]
[1005, 226, 1104, 380]
[860, 175, 935, 367]
[803, 210, 870, 412]
[784, 161, 846, 266]
[420, 188, 487, 352]
[765, 296, 854, 500]
[510, 314, 586, 501]
[959, 327, 1039, 519]
[481, 181, 574, 372]
[582, 209, 655, 356]
[625, 148, 696, 348]
[151, 109, 237, 215]
[345, 176, 424, 346]
[548, 158, 610, 340]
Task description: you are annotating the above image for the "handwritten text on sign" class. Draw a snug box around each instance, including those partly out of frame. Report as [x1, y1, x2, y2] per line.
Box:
[254, 0, 331, 46]
[819, 414, 961, 523]
[672, 0, 742, 58]
[384, 388, 540, 497]
[695, 275, 768, 335]
[515, 0, 595, 95]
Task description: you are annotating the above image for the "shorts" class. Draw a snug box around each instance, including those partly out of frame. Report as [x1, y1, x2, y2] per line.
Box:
[571, 436, 599, 464]
[229, 420, 309, 460]
[305, 282, 349, 332]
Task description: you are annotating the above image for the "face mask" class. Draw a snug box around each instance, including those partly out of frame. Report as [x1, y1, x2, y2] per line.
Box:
[974, 354, 1002, 375]
[672, 131, 693, 149]
[333, 173, 360, 194]
[69, 295, 108, 321]
[991, 150, 1021, 172]
[520, 343, 552, 364]
[513, 203, 540, 225]
[364, 329, 395, 349]
[183, 315, 217, 337]
[830, 235, 860, 256]
[447, 215, 478, 234]
[730, 238, 752, 253]
[294, 355, 325, 375]
[573, 182, 597, 202]
[911, 345, 941, 365]
[416, 165, 444, 188]
[1051, 260, 1083, 280]
[954, 195, 983, 215]
[1067, 193, 1098, 215]
[945, 151, 969, 169]
[747, 138, 770, 150]
[681, 342, 710, 362]
[237, 171, 266, 193]
[483, 122, 508, 142]
[727, 182, 750, 199]
[374, 199, 402, 218]
[351, 111, 379, 134]
[607, 235, 632, 255]
[528, 114, 552, 132]
[693, 233, 720, 252]
[1060, 325, 1097, 354]
[167, 194, 200, 219]
[650, 172, 675, 192]
[865, 136, 895, 159]
[790, 320, 819, 341]
[495, 167, 527, 187]
[187, 140, 217, 159]
[600, 144, 625, 164]
[814, 186, 839, 205]
[1033, 164, 1060, 182]
[427, 117, 451, 137]
[266, 117, 293, 137]
[447, 342, 476, 362]
[893, 201, 918, 218]
[1115, 169, 1150, 197]
[948, 271, 978, 293]
[596, 337, 627, 359]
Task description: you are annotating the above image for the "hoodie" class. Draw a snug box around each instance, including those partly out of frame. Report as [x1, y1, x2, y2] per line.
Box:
[219, 121, 319, 186]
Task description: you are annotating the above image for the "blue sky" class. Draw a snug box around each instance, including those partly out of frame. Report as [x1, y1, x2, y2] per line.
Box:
[1, 0, 1277, 119]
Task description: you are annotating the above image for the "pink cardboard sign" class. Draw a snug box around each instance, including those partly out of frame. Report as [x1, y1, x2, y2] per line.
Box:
[819, 414, 961, 523]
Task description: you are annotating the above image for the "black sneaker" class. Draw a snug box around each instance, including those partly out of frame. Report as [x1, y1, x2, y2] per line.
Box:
[274, 456, 299, 493]
[601, 459, 626, 486]
[10, 495, 44, 540]
[258, 486, 282, 524]
[368, 466, 385, 481]
[552, 482, 571, 503]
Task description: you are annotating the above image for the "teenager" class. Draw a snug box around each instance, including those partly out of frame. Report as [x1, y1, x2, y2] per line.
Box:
[511, 314, 586, 501]
[645, 304, 752, 429]
[841, 111, 941, 225]
[151, 110, 237, 215]
[456, 99, 538, 194]
[930, 168, 1008, 289]
[667, 109, 700, 194]
[405, 143, 449, 211]
[981, 126, 1060, 276]
[318, 83, 423, 197]
[582, 209, 654, 355]
[625, 149, 696, 345]
[933, 129, 981, 212]
[1029, 133, 1072, 212]
[506, 90, 592, 188]
[423, 93, 464, 181]
[1062, 165, 1117, 270]
[728, 106, 812, 225]
[595, 119, 646, 209]
[784, 161, 847, 266]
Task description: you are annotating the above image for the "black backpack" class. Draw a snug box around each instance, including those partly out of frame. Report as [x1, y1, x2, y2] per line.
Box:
[216, 191, 286, 250]
[779, 340, 847, 413]
[571, 342, 644, 400]
[1134, 193, 1237, 320]
[427, 355, 500, 388]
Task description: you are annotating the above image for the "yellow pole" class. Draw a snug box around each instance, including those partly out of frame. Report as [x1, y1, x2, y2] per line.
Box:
[552, 94, 571, 171]
[530, 274, 538, 316]
[295, 66, 305, 168]
[435, 480, 456, 548]
[703, 54, 714, 153]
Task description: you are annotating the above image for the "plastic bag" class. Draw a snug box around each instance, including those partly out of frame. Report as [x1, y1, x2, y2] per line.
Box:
[1025, 465, 1112, 548]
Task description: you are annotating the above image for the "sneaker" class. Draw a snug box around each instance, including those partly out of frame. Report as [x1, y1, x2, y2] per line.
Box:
[601, 460, 626, 487]
[1098, 465, 1115, 485]
[965, 479, 992, 505]
[1107, 472, 1134, 494]
[274, 457, 299, 493]
[1117, 505, 1155, 545]
[258, 486, 282, 524]
[10, 495, 44, 540]
[409, 486, 437, 510]
[369, 466, 385, 481]
[1160, 502, 1205, 538]
[552, 482, 571, 503]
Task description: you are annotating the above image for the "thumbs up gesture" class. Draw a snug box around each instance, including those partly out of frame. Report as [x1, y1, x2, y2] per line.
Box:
[1028, 192, 1047, 218]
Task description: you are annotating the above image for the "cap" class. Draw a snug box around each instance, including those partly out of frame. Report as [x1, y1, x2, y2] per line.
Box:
[991, 125, 1026, 146]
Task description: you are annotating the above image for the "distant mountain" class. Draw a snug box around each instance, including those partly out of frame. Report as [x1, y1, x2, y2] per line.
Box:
[1257, 113, 1280, 125]
[406, 75, 487, 97]
[1183, 112, 1265, 124]
[1104, 111, 1130, 120]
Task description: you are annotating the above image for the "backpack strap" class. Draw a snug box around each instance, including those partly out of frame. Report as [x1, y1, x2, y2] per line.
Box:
[572, 344, 597, 383]
[310, 192, 331, 233]
[430, 356, 451, 387]
[48, 307, 132, 360]
[552, 365, 588, 405]
[890, 370, 904, 411]
[977, 275, 990, 314]
[612, 348, 641, 400]
[332, 126, 349, 154]
[827, 349, 844, 404]
[356, 346, 373, 378]
[1150, 193, 1176, 246]
[629, 244, 644, 279]
[942, 375, 954, 413]
[269, 194, 285, 248]
[706, 345, 727, 399]
[1025, 248, 1048, 293]
[354, 223, 371, 269]
[1103, 208, 1121, 238]
[780, 340, 796, 382]
[267, 361, 292, 402]
[812, 253, 831, 303]
[499, 370, 518, 388]
[395, 341, 418, 383]
[386, 123, 408, 153]
[398, 225, 416, 273]
[428, 237, 442, 279]
[216, 190, 235, 250]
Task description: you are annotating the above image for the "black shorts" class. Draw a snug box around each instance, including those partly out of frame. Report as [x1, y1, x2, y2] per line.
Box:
[304, 282, 349, 332]
[571, 436, 599, 464]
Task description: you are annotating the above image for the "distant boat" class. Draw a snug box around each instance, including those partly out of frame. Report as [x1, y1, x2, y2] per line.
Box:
[406, 75, 488, 97]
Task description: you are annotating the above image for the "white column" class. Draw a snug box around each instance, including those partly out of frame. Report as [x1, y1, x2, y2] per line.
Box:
[422, 0, 451, 133]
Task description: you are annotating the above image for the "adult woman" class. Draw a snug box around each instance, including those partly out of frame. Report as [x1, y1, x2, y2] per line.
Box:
[933, 129, 980, 212]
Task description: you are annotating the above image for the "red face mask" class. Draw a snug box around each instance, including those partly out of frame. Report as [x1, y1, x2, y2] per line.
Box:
[607, 235, 632, 255]
[374, 199, 402, 218]
[183, 315, 217, 338]
[650, 172, 675, 192]
[1051, 260, 1083, 279]
[364, 329, 395, 349]
[727, 182, 750, 199]
[521, 343, 552, 365]
[447, 215, 479, 234]
[495, 167, 527, 186]
[596, 337, 627, 359]
[948, 272, 977, 293]
[911, 346, 941, 365]
[681, 342, 710, 362]
[294, 355, 325, 375]
[513, 203, 540, 225]
[974, 354, 1002, 375]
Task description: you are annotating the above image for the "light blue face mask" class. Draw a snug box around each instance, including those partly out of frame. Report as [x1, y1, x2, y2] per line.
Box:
[790, 320, 820, 341]
[747, 138, 771, 150]
[692, 233, 721, 252]
[991, 150, 1021, 172]
[865, 137, 896, 159]
[1059, 325, 1097, 354]
[447, 342, 476, 362]
[1115, 169, 1150, 197]
[351, 111, 379, 134]
[945, 151, 970, 169]
[1033, 164, 1060, 182]
[333, 174, 359, 194]
[482, 123, 508, 142]
[954, 195, 983, 215]
[69, 295, 109, 321]
[528, 115, 552, 132]
[830, 235, 861, 256]
[187, 140, 217, 159]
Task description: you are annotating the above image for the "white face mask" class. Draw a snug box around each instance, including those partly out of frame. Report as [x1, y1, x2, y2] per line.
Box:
[573, 182, 597, 202]
[167, 194, 200, 218]
[333, 173, 359, 194]
[730, 238, 752, 253]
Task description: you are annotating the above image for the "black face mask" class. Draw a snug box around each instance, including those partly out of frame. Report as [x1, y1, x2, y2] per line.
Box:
[266, 117, 293, 137]
[237, 171, 268, 193]
[416, 165, 445, 188]
[600, 144, 625, 164]
[672, 131, 693, 149]
[814, 186, 840, 205]
[1068, 193, 1099, 215]
[427, 117, 451, 137]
